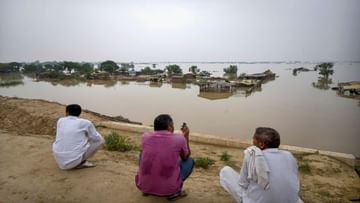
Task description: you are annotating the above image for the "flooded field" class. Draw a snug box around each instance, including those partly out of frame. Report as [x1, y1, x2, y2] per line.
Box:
[1, 62, 359, 157]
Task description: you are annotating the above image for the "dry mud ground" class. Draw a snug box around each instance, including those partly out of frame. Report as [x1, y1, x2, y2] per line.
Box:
[0, 96, 359, 203]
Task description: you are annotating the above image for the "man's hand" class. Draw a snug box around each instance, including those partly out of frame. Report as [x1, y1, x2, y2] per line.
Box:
[181, 125, 190, 139]
[180, 125, 191, 160]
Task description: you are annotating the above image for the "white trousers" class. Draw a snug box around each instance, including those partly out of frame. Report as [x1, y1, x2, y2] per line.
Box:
[219, 166, 244, 203]
[82, 137, 105, 162]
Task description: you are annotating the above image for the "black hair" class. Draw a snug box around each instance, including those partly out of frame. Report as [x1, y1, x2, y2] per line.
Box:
[154, 114, 173, 131]
[254, 127, 281, 148]
[66, 104, 82, 117]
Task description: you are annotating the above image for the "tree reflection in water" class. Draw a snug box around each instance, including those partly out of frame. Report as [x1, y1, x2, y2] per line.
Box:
[312, 76, 333, 90]
[0, 73, 24, 87]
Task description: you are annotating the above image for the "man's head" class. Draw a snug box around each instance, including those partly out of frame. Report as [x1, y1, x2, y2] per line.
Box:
[154, 114, 174, 132]
[253, 127, 280, 150]
[66, 104, 82, 117]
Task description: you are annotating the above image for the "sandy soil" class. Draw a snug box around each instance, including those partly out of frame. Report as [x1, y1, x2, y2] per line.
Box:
[0, 96, 359, 203]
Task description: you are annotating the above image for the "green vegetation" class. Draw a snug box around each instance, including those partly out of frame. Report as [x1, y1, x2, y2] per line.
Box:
[223, 65, 238, 74]
[0, 80, 23, 87]
[189, 65, 200, 75]
[105, 132, 133, 152]
[355, 163, 360, 176]
[120, 63, 134, 73]
[318, 190, 331, 197]
[100, 60, 119, 74]
[23, 63, 44, 74]
[194, 157, 215, 169]
[298, 161, 312, 175]
[198, 70, 211, 77]
[219, 151, 240, 171]
[165, 64, 183, 76]
[316, 62, 334, 76]
[140, 67, 164, 75]
[313, 62, 334, 90]
[220, 151, 231, 161]
[312, 77, 333, 90]
[0, 62, 21, 73]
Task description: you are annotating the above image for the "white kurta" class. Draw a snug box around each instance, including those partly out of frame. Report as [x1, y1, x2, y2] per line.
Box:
[52, 116, 103, 170]
[220, 148, 303, 203]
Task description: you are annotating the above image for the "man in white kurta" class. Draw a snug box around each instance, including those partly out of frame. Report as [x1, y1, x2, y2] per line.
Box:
[52, 104, 104, 170]
[219, 127, 303, 203]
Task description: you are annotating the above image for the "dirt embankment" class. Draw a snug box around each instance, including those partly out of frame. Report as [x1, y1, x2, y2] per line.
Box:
[0, 96, 359, 203]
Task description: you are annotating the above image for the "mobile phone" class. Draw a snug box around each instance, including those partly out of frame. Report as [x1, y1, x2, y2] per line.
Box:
[181, 122, 187, 129]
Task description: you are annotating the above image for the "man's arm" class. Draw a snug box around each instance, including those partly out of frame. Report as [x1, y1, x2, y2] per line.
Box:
[238, 151, 250, 189]
[87, 121, 104, 142]
[180, 126, 191, 160]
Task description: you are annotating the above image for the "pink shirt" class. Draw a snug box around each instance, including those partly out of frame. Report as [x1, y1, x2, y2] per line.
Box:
[135, 131, 189, 196]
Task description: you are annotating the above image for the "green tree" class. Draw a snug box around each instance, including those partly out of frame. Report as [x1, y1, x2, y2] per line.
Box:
[78, 63, 94, 75]
[63, 61, 81, 73]
[223, 65, 238, 74]
[189, 65, 200, 75]
[100, 60, 119, 74]
[22, 63, 44, 73]
[44, 63, 64, 72]
[198, 70, 211, 77]
[312, 76, 333, 90]
[140, 67, 164, 75]
[317, 63, 334, 77]
[313, 63, 334, 90]
[166, 64, 182, 76]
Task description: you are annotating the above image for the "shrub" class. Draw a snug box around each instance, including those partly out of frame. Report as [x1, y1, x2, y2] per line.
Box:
[223, 65, 238, 74]
[194, 157, 215, 169]
[220, 151, 231, 161]
[298, 161, 312, 175]
[318, 190, 331, 197]
[105, 132, 133, 152]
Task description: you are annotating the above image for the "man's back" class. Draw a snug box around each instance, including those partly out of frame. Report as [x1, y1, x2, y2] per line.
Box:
[54, 116, 90, 151]
[53, 116, 94, 169]
[135, 131, 188, 196]
[241, 149, 300, 203]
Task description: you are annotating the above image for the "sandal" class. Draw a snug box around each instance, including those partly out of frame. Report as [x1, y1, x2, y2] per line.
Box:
[167, 190, 187, 201]
[75, 161, 95, 169]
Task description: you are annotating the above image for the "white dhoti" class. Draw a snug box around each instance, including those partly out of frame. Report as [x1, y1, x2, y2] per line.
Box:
[220, 166, 244, 203]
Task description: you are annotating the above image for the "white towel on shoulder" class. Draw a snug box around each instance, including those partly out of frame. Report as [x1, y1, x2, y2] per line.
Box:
[245, 146, 270, 190]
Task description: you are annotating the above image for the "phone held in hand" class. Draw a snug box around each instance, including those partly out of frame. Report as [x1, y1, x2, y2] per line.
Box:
[181, 122, 187, 130]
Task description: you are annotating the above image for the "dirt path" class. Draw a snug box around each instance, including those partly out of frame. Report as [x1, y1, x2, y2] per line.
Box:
[0, 96, 359, 202]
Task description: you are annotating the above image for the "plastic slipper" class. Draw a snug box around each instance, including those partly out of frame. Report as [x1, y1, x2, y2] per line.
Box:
[75, 161, 95, 169]
[167, 190, 187, 201]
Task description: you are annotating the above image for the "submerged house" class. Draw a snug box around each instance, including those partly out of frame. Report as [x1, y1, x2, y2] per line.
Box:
[199, 80, 233, 92]
[171, 75, 186, 83]
[239, 70, 275, 81]
[337, 81, 360, 95]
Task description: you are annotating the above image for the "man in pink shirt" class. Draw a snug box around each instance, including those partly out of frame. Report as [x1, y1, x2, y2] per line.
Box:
[135, 114, 194, 200]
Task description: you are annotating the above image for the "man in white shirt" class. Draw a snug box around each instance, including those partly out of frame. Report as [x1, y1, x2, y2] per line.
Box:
[219, 127, 303, 203]
[52, 104, 105, 170]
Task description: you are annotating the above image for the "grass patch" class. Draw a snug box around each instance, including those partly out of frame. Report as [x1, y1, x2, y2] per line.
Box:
[194, 157, 215, 169]
[95, 124, 107, 128]
[318, 190, 331, 197]
[105, 132, 133, 152]
[0, 80, 23, 87]
[220, 151, 231, 161]
[355, 162, 360, 177]
[132, 144, 142, 152]
[299, 161, 312, 175]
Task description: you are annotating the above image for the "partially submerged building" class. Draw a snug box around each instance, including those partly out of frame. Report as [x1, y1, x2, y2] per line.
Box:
[337, 81, 360, 95]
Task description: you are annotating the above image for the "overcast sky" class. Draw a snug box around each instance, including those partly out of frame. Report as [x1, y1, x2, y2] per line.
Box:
[0, 0, 359, 62]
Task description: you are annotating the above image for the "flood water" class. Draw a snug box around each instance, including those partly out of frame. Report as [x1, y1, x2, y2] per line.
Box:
[1, 62, 359, 157]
